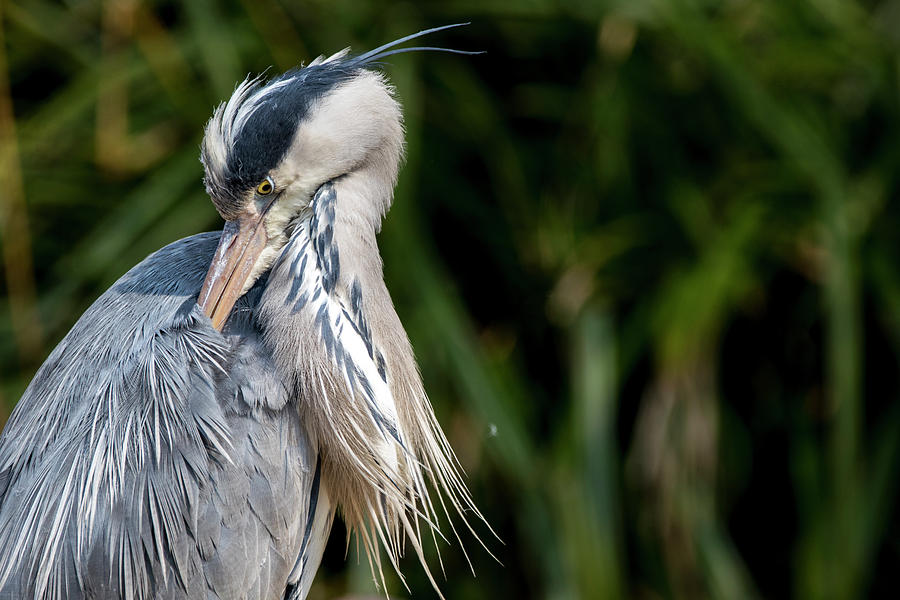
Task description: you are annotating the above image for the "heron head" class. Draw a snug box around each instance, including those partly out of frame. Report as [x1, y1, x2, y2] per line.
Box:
[196, 52, 404, 330]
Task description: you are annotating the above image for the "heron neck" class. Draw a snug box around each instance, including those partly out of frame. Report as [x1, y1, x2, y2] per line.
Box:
[255, 171, 481, 584]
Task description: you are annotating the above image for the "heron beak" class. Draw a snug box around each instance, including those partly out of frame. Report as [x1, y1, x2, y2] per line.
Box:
[198, 206, 268, 331]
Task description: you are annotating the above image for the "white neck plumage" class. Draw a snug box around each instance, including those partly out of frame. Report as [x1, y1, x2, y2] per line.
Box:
[257, 174, 488, 593]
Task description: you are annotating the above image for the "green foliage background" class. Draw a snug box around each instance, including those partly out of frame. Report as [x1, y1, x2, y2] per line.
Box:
[2, 1, 900, 598]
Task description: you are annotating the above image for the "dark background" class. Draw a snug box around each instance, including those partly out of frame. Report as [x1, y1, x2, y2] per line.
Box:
[2, 1, 900, 598]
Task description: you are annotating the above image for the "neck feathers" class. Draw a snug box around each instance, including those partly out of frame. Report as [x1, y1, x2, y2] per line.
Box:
[258, 176, 487, 592]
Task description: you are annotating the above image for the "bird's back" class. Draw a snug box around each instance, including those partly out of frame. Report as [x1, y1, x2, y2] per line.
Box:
[0, 233, 330, 600]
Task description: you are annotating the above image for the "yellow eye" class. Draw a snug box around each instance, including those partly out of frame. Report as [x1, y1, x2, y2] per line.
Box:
[256, 177, 274, 195]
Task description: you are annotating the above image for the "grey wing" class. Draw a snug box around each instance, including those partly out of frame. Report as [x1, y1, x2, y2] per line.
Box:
[284, 454, 335, 600]
[198, 325, 335, 600]
[0, 233, 333, 600]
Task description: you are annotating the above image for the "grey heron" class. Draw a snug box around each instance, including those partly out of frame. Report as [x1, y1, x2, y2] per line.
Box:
[0, 24, 487, 600]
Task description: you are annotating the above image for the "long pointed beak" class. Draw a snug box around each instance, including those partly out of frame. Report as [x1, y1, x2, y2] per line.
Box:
[198, 206, 268, 331]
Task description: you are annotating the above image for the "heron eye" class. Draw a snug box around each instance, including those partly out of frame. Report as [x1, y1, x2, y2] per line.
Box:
[256, 177, 274, 195]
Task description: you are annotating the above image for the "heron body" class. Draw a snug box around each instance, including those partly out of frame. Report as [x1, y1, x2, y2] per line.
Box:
[0, 26, 483, 600]
[0, 233, 332, 599]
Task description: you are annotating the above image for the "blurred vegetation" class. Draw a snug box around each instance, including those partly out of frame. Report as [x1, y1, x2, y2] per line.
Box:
[2, 0, 900, 598]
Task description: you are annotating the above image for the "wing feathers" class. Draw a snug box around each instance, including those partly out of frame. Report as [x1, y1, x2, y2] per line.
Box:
[0, 234, 330, 599]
